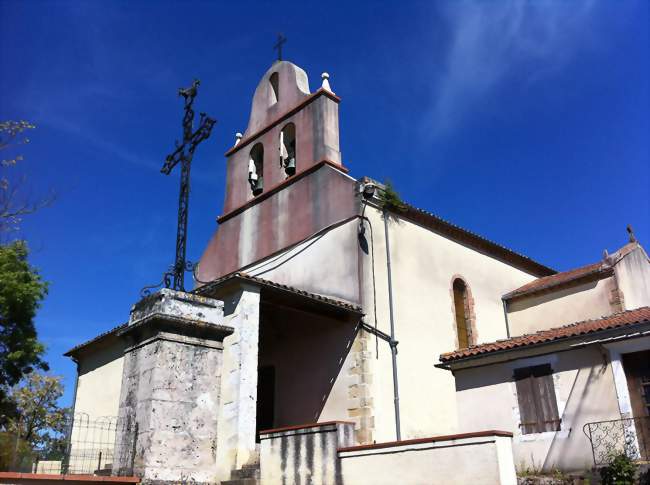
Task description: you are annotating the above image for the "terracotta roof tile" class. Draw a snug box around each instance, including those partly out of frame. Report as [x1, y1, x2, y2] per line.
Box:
[439, 306, 650, 363]
[503, 261, 610, 300]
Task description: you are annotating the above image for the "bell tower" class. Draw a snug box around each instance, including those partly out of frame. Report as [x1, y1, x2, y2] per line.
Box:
[197, 61, 357, 288]
[221, 61, 343, 212]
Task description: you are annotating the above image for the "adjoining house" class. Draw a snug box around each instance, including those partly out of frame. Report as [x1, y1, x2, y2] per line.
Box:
[438, 242, 650, 473]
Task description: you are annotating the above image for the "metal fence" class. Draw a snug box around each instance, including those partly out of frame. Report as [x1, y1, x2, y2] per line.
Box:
[1, 414, 137, 476]
[583, 416, 650, 466]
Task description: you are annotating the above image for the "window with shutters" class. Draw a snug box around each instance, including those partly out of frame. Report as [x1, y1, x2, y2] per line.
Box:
[514, 364, 561, 434]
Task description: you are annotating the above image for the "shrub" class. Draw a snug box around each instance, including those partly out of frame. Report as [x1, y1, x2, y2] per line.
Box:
[599, 452, 637, 485]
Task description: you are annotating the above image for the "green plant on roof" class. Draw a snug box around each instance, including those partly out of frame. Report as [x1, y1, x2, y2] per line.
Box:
[378, 180, 406, 212]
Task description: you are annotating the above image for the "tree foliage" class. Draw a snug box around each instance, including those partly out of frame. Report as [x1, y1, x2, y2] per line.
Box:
[0, 241, 49, 409]
[0, 373, 70, 470]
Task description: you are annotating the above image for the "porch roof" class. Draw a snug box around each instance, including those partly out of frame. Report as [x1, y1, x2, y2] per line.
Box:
[438, 306, 650, 368]
[194, 271, 364, 318]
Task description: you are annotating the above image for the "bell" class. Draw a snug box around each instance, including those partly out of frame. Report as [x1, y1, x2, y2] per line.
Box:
[253, 177, 264, 196]
[285, 157, 296, 176]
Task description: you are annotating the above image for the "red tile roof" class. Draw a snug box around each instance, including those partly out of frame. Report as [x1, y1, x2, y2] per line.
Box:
[439, 306, 650, 364]
[503, 261, 611, 300]
[503, 242, 641, 301]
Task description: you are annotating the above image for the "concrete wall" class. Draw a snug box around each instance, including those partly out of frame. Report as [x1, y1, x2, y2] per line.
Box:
[359, 206, 539, 443]
[453, 347, 621, 472]
[507, 277, 616, 337]
[73, 339, 125, 421]
[260, 422, 355, 485]
[338, 434, 516, 485]
[615, 245, 650, 311]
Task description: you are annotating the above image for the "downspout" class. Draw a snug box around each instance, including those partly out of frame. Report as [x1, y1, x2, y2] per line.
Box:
[383, 208, 402, 441]
[501, 297, 511, 338]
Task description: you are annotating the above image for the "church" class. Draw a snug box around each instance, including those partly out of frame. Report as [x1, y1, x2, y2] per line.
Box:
[60, 60, 650, 484]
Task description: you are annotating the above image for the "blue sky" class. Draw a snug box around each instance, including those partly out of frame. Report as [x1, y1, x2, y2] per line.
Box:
[1, 0, 648, 405]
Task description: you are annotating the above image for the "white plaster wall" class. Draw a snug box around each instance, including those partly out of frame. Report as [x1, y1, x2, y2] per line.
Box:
[615, 246, 650, 310]
[507, 278, 616, 337]
[453, 347, 621, 472]
[339, 435, 516, 485]
[73, 341, 125, 420]
[359, 206, 539, 443]
[215, 286, 261, 480]
[242, 218, 360, 304]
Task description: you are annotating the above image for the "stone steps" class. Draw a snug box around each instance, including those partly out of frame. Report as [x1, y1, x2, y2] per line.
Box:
[221, 463, 260, 484]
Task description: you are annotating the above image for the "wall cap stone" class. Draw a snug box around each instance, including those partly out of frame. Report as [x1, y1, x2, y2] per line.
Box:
[337, 430, 513, 453]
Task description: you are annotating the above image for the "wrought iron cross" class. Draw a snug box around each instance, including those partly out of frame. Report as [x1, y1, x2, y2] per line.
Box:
[274, 33, 286, 61]
[156, 79, 216, 293]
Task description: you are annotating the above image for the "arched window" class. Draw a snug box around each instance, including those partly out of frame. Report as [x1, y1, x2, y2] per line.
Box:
[279, 123, 296, 177]
[249, 143, 264, 196]
[269, 72, 279, 105]
[453, 278, 473, 349]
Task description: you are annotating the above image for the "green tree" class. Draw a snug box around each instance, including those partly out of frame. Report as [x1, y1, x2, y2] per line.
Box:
[0, 241, 49, 421]
[0, 373, 70, 471]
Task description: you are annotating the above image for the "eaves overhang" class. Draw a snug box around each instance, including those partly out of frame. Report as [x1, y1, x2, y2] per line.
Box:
[436, 319, 650, 372]
[194, 271, 364, 321]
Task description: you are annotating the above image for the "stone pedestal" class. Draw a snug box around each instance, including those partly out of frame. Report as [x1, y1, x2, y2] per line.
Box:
[113, 289, 233, 484]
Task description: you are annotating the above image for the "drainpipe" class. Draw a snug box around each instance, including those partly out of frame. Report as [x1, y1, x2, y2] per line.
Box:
[501, 298, 511, 339]
[383, 208, 402, 441]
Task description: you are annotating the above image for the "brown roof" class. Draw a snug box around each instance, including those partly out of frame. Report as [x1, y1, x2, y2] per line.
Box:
[503, 261, 611, 300]
[396, 204, 556, 278]
[194, 271, 363, 313]
[64, 322, 128, 357]
[439, 306, 650, 364]
[503, 242, 642, 301]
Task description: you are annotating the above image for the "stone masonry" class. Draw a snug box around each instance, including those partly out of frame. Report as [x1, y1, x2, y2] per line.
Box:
[113, 289, 233, 484]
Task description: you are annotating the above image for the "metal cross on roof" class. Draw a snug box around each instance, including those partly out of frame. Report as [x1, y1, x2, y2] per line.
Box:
[274, 33, 286, 61]
[141, 79, 216, 296]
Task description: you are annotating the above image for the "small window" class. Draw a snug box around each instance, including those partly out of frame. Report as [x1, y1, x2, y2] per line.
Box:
[269, 72, 279, 105]
[249, 143, 264, 196]
[279, 123, 296, 177]
[514, 364, 561, 434]
[453, 279, 472, 349]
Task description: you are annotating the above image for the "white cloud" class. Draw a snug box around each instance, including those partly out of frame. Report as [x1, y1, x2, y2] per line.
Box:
[424, 0, 598, 138]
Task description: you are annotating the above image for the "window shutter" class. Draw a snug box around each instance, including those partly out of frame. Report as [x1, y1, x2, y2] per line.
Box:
[514, 368, 539, 434]
[515, 365, 561, 434]
[534, 366, 561, 432]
